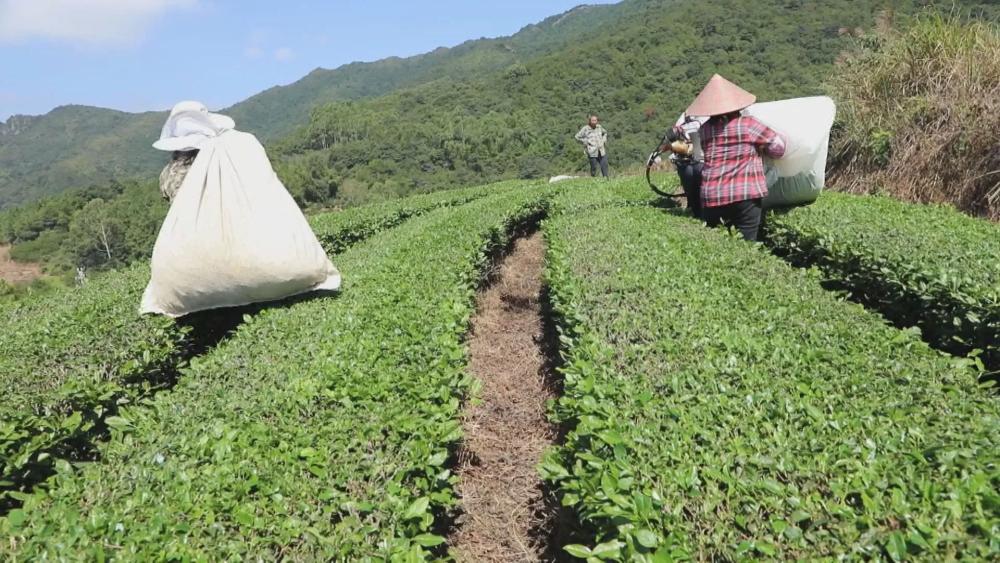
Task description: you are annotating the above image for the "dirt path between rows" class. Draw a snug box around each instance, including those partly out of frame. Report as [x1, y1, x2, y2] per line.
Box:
[450, 232, 560, 562]
[0, 244, 43, 284]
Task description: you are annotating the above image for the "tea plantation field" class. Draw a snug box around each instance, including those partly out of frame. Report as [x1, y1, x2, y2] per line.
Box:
[766, 193, 1000, 373]
[1, 178, 997, 560]
[542, 197, 998, 561]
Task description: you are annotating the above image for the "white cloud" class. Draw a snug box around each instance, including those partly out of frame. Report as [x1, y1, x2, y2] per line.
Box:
[0, 0, 198, 45]
[242, 30, 294, 64]
[273, 47, 293, 62]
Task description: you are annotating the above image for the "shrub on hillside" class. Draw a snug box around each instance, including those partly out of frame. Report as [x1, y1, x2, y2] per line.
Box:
[829, 13, 1000, 219]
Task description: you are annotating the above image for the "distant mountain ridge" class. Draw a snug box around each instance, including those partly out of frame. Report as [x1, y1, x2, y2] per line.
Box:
[0, 115, 42, 139]
[227, 3, 628, 140]
[3, 0, 997, 276]
[0, 2, 632, 209]
[3, 0, 996, 211]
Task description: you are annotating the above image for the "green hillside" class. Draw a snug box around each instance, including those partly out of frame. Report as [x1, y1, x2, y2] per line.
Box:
[0, 107, 166, 210]
[226, 3, 639, 139]
[0, 3, 632, 210]
[273, 0, 998, 200]
[2, 0, 996, 277]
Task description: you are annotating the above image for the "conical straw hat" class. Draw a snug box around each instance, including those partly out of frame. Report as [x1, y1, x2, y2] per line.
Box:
[686, 74, 757, 117]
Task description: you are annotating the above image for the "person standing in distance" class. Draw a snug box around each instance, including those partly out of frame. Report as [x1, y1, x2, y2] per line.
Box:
[575, 115, 609, 178]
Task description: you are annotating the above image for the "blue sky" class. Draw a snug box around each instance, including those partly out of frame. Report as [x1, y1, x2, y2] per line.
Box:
[0, 1, 619, 121]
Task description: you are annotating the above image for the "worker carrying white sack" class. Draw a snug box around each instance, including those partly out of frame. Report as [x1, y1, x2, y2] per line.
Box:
[667, 95, 836, 211]
[140, 101, 341, 318]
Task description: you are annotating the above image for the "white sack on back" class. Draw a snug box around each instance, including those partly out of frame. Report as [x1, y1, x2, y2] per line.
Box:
[140, 130, 340, 317]
[744, 96, 836, 208]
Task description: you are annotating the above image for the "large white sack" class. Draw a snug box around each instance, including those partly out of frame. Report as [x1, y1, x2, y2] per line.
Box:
[744, 96, 836, 208]
[140, 130, 340, 317]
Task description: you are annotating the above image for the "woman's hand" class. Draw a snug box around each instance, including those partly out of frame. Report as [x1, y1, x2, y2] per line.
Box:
[670, 140, 693, 157]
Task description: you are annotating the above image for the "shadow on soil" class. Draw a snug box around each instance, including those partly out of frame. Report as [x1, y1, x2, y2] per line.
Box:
[534, 283, 581, 562]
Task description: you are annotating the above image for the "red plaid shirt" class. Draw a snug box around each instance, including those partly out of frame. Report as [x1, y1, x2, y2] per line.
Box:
[699, 115, 785, 208]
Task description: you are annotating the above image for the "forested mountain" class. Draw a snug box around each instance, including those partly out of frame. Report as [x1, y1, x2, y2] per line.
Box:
[0, 107, 167, 210]
[271, 0, 997, 202]
[0, 2, 633, 210]
[2, 0, 996, 276]
[226, 3, 640, 139]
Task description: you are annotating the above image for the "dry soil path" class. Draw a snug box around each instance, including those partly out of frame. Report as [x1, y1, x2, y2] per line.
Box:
[450, 232, 561, 562]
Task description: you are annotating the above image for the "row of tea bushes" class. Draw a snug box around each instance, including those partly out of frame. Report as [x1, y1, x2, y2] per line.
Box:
[542, 205, 999, 560]
[2, 184, 557, 559]
[766, 192, 1000, 374]
[0, 183, 508, 509]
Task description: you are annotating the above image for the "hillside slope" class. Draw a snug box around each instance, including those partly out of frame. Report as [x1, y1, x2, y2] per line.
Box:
[3, 0, 997, 276]
[226, 3, 639, 139]
[276, 0, 995, 197]
[829, 13, 1000, 218]
[0, 3, 633, 209]
[0, 107, 166, 210]
[2, 179, 997, 558]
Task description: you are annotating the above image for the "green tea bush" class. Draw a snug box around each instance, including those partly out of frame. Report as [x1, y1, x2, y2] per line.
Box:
[1, 186, 501, 508]
[2, 184, 556, 559]
[767, 192, 1000, 375]
[541, 205, 999, 560]
[547, 176, 660, 215]
[0, 263, 188, 507]
[308, 180, 519, 255]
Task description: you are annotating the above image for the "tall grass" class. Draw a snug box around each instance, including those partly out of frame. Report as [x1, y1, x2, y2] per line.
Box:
[829, 13, 1000, 219]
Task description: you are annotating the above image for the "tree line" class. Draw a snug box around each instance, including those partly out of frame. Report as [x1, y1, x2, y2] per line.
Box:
[2, 0, 995, 280]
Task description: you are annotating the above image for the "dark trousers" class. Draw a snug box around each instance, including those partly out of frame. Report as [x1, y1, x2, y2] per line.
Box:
[675, 161, 703, 218]
[703, 198, 764, 242]
[589, 153, 609, 178]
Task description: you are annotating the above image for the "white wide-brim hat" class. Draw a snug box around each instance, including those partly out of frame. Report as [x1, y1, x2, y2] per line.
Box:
[153, 101, 235, 152]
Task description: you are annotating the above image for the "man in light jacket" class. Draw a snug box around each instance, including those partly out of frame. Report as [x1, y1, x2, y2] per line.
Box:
[575, 115, 609, 178]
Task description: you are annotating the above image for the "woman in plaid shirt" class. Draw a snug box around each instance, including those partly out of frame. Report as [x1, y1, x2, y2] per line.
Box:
[684, 75, 785, 241]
